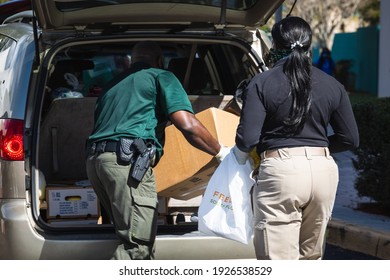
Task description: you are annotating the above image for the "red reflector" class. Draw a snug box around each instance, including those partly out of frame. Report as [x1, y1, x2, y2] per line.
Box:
[0, 119, 24, 161]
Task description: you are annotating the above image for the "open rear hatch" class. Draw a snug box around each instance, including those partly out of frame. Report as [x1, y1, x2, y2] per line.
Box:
[32, 0, 285, 32]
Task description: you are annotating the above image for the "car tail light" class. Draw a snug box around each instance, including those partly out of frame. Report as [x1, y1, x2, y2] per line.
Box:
[0, 119, 24, 161]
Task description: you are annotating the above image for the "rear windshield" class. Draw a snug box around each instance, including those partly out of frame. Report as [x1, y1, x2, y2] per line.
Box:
[55, 0, 258, 11]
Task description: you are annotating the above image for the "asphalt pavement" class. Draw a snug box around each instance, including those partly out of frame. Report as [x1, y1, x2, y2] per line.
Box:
[326, 151, 390, 259]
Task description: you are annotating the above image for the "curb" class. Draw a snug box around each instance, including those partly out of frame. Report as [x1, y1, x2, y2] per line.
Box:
[327, 218, 390, 259]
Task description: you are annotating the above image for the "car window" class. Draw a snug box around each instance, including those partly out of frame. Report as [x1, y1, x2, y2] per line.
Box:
[201, 43, 257, 95]
[46, 41, 258, 100]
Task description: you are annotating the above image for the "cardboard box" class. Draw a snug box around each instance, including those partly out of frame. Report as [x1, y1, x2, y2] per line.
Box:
[154, 107, 239, 200]
[46, 186, 100, 219]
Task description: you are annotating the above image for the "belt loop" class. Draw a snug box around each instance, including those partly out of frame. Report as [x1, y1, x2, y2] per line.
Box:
[305, 147, 312, 160]
[325, 147, 330, 159]
[100, 141, 107, 153]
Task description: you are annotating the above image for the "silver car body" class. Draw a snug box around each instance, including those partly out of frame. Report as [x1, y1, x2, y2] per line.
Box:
[0, 0, 284, 259]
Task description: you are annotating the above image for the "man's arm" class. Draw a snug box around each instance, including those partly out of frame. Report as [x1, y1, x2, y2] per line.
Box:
[169, 110, 221, 156]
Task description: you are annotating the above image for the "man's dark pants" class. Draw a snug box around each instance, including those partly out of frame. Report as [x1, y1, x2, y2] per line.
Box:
[86, 151, 158, 260]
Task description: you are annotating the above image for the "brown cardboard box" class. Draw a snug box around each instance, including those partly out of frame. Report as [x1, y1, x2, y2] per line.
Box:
[46, 186, 100, 219]
[154, 107, 239, 200]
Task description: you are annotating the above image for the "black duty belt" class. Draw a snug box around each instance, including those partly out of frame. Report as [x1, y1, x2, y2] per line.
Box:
[88, 140, 118, 155]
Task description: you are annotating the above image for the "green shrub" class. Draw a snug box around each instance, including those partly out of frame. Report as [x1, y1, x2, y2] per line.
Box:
[352, 97, 390, 209]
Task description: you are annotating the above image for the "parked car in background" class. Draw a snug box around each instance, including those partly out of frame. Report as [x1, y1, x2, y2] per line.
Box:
[0, 0, 284, 260]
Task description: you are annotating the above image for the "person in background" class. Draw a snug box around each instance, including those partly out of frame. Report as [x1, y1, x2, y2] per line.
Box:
[233, 16, 359, 260]
[86, 41, 229, 260]
[315, 47, 336, 76]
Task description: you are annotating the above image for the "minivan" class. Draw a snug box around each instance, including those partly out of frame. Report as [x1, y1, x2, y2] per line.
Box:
[0, 0, 285, 260]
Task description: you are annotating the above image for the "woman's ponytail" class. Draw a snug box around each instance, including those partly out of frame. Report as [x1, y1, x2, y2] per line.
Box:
[272, 17, 313, 135]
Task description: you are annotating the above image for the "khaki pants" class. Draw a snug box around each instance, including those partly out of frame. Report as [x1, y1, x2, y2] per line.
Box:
[86, 152, 158, 260]
[252, 148, 339, 260]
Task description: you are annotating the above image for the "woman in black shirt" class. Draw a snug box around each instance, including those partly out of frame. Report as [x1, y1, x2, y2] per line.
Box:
[234, 16, 359, 260]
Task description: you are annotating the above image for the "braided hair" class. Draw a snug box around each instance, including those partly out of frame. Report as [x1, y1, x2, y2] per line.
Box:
[271, 16, 313, 135]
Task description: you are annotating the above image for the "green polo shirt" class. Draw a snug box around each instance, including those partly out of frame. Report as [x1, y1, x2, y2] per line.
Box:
[88, 64, 193, 160]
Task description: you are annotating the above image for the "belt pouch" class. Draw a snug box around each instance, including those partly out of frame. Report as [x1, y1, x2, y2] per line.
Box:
[118, 138, 134, 164]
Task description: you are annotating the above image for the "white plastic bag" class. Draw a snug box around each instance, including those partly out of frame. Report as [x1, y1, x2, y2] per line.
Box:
[198, 151, 255, 245]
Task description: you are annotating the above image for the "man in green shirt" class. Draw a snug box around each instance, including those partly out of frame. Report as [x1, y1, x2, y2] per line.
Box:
[86, 41, 229, 260]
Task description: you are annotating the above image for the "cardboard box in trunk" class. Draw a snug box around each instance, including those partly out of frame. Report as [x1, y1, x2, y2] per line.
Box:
[46, 186, 100, 219]
[154, 107, 239, 200]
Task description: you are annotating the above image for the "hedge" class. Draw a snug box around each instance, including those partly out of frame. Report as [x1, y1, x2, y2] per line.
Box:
[352, 97, 390, 209]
